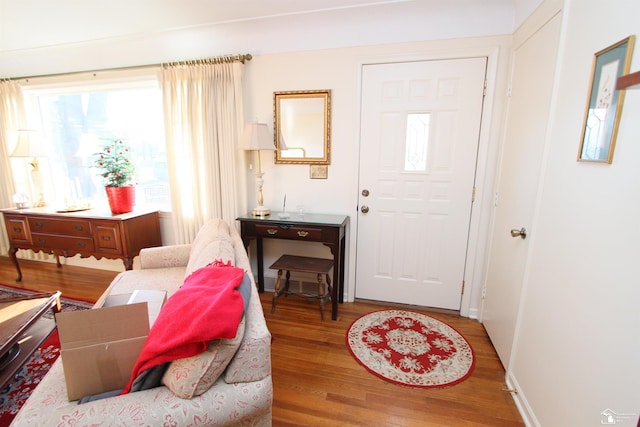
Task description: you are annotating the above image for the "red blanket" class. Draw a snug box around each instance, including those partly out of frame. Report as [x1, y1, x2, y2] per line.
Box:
[121, 265, 245, 394]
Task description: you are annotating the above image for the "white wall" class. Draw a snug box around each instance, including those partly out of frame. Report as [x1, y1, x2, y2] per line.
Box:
[506, 0, 640, 425]
[243, 36, 512, 317]
[513, 0, 544, 28]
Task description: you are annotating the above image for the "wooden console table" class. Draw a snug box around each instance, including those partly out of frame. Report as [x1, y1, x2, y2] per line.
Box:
[237, 212, 349, 320]
[1, 207, 162, 281]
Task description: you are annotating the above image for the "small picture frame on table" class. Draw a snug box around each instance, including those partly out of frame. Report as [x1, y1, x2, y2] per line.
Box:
[578, 36, 635, 164]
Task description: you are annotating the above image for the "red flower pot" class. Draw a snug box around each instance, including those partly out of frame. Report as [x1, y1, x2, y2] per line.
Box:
[105, 186, 135, 214]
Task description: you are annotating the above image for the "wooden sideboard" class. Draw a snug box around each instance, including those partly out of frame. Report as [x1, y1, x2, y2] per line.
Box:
[1, 207, 162, 281]
[237, 212, 349, 320]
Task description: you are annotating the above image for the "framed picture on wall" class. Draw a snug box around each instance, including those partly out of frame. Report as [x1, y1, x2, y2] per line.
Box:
[578, 35, 635, 163]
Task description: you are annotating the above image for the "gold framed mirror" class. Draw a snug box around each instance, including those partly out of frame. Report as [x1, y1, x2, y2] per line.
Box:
[274, 89, 331, 164]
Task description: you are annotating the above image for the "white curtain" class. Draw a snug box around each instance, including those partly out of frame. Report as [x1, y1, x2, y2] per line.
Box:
[0, 81, 27, 255]
[160, 61, 245, 244]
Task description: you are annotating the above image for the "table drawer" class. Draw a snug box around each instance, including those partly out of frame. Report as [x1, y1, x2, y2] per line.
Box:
[5, 217, 30, 243]
[31, 234, 95, 252]
[28, 218, 92, 237]
[255, 224, 323, 241]
[93, 222, 122, 253]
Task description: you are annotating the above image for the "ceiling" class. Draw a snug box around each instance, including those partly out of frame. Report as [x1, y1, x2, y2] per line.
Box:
[1, 0, 541, 53]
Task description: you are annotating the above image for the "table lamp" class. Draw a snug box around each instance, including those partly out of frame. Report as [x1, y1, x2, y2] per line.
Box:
[11, 129, 45, 170]
[10, 129, 48, 207]
[240, 123, 275, 217]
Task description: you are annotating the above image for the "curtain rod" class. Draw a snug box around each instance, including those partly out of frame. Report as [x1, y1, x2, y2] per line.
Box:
[5, 53, 252, 82]
[163, 53, 252, 67]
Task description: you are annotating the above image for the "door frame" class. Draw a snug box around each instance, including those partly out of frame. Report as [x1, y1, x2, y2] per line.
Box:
[350, 44, 510, 318]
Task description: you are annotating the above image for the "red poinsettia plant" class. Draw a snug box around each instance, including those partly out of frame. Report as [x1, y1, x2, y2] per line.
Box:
[93, 139, 136, 187]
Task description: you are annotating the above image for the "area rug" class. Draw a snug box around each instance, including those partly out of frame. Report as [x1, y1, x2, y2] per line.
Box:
[346, 310, 475, 388]
[0, 285, 93, 426]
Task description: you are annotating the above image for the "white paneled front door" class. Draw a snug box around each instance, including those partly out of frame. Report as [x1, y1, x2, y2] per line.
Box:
[356, 58, 487, 310]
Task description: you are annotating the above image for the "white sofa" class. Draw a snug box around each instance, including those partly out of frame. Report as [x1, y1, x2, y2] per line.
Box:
[12, 219, 273, 426]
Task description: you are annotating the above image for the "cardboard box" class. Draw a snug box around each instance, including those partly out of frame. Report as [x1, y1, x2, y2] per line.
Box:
[56, 303, 150, 401]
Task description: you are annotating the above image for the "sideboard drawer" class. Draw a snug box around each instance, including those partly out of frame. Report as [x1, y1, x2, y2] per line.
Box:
[5, 217, 30, 243]
[28, 218, 92, 237]
[31, 234, 95, 252]
[255, 224, 323, 241]
[93, 222, 122, 253]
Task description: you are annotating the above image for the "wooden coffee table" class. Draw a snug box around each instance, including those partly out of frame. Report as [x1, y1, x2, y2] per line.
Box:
[0, 291, 61, 388]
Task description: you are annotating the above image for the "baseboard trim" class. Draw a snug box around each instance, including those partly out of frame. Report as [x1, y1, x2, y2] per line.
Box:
[506, 371, 540, 427]
[466, 307, 479, 319]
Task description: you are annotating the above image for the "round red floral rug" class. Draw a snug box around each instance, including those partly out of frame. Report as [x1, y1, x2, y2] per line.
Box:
[346, 310, 475, 388]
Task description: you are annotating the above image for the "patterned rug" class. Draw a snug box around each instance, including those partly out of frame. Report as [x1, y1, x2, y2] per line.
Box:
[346, 310, 475, 388]
[0, 285, 93, 426]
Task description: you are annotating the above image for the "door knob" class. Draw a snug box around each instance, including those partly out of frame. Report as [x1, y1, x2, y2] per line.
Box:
[362, 189, 370, 197]
[510, 227, 527, 239]
[361, 205, 369, 214]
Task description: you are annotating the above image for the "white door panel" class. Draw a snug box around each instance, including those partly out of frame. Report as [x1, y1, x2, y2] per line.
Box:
[482, 13, 562, 366]
[356, 58, 487, 310]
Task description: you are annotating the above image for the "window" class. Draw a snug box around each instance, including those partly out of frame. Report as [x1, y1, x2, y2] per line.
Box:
[21, 73, 170, 211]
[404, 113, 430, 172]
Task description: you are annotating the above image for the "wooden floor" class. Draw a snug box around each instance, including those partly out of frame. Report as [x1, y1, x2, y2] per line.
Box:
[0, 256, 524, 426]
[0, 257, 119, 303]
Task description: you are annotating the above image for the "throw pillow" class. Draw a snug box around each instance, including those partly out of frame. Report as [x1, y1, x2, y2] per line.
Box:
[161, 315, 246, 398]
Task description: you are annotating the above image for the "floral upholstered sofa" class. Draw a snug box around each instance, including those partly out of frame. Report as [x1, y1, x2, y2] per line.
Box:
[12, 219, 273, 426]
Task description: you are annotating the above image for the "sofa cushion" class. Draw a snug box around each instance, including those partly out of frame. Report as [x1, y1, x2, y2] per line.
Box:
[185, 219, 235, 277]
[161, 315, 246, 398]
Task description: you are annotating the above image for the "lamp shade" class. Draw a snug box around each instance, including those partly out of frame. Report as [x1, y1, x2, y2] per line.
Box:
[10, 129, 46, 158]
[239, 123, 275, 151]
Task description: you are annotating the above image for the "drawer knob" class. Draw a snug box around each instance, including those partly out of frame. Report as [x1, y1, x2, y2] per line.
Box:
[74, 225, 84, 231]
[37, 238, 46, 244]
[34, 221, 43, 228]
[266, 229, 278, 235]
[297, 231, 309, 237]
[12, 227, 22, 233]
[77, 242, 86, 248]
[101, 235, 111, 241]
